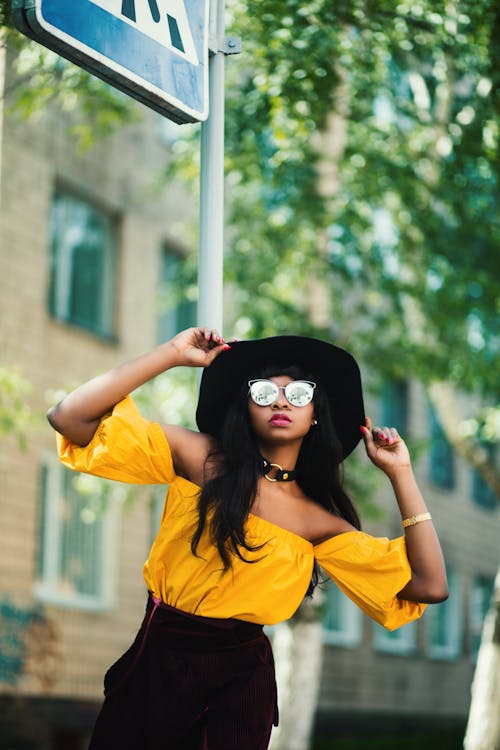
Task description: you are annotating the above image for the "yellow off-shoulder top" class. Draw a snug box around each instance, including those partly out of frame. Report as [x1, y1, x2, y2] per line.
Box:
[56, 396, 426, 630]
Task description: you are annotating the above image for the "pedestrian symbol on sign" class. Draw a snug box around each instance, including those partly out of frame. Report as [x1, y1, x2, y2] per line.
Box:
[88, 0, 199, 64]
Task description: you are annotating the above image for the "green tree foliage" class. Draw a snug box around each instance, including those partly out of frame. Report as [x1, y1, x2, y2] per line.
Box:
[222, 1, 499, 397]
[0, 366, 36, 448]
[2, 0, 498, 469]
[0, 1, 136, 146]
[220, 1, 500, 495]
[0, 0, 10, 26]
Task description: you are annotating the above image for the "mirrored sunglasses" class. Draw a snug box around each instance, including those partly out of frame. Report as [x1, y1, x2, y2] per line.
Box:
[248, 379, 316, 407]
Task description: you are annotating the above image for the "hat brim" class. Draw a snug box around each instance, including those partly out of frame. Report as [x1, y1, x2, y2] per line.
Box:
[196, 336, 365, 459]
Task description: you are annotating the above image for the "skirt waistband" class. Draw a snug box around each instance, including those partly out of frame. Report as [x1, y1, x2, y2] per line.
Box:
[145, 593, 265, 650]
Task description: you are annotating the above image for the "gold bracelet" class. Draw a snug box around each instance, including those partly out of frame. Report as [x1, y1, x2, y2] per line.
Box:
[402, 512, 432, 528]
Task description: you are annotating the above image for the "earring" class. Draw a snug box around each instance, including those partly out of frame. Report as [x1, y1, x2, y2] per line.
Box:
[312, 419, 318, 426]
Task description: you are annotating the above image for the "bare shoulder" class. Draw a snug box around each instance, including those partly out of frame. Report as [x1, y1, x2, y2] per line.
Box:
[160, 423, 218, 486]
[303, 499, 356, 544]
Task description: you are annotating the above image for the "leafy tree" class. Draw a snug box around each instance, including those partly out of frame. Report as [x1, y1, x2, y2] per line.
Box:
[0, 366, 37, 448]
[0, 1, 136, 145]
[217, 0, 500, 494]
[3, 1, 498, 441]
[2, 4, 499, 746]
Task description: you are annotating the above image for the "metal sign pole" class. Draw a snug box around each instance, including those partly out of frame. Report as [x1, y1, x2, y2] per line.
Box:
[198, 0, 225, 332]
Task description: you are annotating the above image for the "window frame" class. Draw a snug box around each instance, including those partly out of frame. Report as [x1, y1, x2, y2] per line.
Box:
[380, 380, 409, 435]
[48, 191, 118, 339]
[373, 620, 417, 655]
[157, 245, 197, 343]
[426, 567, 462, 660]
[322, 582, 363, 648]
[34, 455, 119, 612]
[428, 405, 455, 490]
[470, 444, 497, 511]
[469, 574, 495, 661]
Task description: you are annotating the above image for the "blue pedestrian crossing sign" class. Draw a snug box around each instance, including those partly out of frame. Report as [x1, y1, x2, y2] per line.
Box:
[12, 0, 209, 123]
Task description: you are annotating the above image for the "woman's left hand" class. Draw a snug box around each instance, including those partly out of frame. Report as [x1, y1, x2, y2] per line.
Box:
[360, 418, 411, 476]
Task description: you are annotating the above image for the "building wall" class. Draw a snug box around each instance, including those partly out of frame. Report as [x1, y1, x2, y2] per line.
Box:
[0, 45, 195, 718]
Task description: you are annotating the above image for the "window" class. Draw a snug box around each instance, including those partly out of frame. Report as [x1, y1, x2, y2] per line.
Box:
[157, 247, 197, 342]
[35, 459, 118, 611]
[471, 445, 497, 510]
[426, 568, 462, 659]
[322, 582, 362, 647]
[373, 621, 417, 655]
[470, 575, 495, 659]
[49, 193, 117, 337]
[380, 381, 408, 434]
[428, 406, 455, 489]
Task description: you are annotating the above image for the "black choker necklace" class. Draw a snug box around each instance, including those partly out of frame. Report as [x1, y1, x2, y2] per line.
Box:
[262, 458, 297, 482]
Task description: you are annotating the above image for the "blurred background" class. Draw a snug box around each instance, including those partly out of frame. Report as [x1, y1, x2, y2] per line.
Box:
[0, 1, 499, 748]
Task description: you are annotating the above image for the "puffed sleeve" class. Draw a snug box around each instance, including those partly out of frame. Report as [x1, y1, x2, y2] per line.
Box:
[314, 531, 427, 631]
[56, 396, 175, 485]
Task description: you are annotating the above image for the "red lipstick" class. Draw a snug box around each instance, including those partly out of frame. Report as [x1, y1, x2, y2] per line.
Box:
[269, 413, 292, 425]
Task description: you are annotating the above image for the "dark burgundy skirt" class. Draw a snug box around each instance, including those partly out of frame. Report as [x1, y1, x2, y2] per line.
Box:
[88, 595, 278, 750]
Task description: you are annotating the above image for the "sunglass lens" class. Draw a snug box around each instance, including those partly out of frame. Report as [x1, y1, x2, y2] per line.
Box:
[250, 380, 278, 405]
[285, 382, 314, 406]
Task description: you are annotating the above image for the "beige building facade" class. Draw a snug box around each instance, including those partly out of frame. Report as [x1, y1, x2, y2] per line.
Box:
[1, 43, 499, 750]
[0, 42, 197, 748]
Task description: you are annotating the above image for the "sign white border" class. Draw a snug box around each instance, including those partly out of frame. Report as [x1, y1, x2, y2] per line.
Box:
[15, 0, 209, 123]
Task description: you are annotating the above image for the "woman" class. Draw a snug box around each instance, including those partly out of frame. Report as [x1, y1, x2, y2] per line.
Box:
[47, 327, 448, 750]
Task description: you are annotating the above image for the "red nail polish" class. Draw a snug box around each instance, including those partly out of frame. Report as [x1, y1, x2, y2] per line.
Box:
[222, 344, 231, 351]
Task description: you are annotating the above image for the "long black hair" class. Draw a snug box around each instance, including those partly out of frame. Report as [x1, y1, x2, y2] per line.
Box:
[191, 365, 361, 592]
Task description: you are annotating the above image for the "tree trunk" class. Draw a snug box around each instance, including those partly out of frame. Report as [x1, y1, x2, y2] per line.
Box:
[464, 565, 500, 750]
[269, 615, 324, 750]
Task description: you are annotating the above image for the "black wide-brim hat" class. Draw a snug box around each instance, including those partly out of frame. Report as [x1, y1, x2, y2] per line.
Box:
[196, 336, 365, 459]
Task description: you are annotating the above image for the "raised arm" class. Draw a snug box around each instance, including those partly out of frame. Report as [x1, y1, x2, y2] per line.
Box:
[47, 327, 230, 446]
[360, 420, 449, 604]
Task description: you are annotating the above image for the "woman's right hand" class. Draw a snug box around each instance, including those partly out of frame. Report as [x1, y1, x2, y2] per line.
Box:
[47, 327, 231, 446]
[48, 327, 231, 445]
[168, 327, 231, 368]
